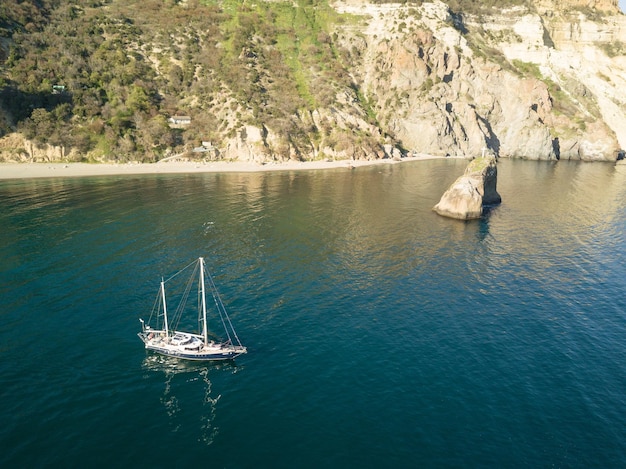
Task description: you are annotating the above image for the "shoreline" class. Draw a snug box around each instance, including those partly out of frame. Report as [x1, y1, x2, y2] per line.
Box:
[0, 155, 456, 180]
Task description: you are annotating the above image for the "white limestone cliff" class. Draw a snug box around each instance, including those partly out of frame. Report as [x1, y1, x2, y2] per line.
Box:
[334, 0, 626, 161]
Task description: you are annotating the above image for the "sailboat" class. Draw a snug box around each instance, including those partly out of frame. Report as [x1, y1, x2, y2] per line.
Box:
[138, 257, 247, 361]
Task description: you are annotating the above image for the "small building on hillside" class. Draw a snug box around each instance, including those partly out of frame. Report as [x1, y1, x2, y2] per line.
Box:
[168, 115, 191, 127]
[193, 141, 217, 153]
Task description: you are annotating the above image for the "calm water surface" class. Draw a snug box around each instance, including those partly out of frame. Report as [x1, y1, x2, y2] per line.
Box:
[1, 159, 626, 467]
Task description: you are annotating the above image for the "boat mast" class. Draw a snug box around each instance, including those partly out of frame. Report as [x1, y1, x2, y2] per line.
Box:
[161, 278, 169, 337]
[199, 257, 208, 345]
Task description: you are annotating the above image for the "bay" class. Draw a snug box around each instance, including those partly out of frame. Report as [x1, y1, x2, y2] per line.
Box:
[1, 159, 626, 467]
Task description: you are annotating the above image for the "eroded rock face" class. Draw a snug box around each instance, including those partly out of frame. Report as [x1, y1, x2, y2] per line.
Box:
[433, 157, 502, 220]
[335, 0, 625, 162]
[0, 133, 80, 162]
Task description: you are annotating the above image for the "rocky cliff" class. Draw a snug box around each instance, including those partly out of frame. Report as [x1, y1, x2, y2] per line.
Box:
[174, 0, 626, 164]
[0, 0, 624, 163]
[333, 0, 625, 162]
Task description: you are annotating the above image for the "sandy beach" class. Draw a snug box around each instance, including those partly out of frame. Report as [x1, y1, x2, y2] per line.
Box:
[0, 155, 451, 180]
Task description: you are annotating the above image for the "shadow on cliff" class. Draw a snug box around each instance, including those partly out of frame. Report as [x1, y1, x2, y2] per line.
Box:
[552, 137, 561, 160]
[477, 114, 500, 155]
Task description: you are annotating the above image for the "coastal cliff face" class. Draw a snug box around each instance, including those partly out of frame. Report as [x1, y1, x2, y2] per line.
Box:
[333, 0, 625, 162]
[0, 0, 624, 163]
[210, 0, 626, 163]
[433, 157, 501, 219]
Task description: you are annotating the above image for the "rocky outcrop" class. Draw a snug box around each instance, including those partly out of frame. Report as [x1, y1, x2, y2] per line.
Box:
[433, 157, 502, 220]
[0, 133, 81, 163]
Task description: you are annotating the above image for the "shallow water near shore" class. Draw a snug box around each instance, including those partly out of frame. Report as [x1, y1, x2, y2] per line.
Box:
[1, 159, 626, 467]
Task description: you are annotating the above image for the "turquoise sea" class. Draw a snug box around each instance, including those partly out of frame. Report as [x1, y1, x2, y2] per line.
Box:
[1, 159, 626, 467]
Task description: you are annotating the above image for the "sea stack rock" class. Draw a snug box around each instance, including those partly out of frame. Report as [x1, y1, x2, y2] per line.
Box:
[433, 157, 501, 220]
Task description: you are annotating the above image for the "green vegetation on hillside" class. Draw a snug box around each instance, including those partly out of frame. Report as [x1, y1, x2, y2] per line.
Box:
[444, 0, 532, 15]
[0, 0, 356, 161]
[0, 0, 616, 162]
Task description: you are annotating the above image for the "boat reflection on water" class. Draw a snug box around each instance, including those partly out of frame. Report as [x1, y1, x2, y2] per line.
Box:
[141, 354, 242, 445]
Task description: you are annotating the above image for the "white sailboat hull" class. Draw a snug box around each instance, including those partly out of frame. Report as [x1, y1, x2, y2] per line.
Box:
[138, 330, 247, 361]
[138, 257, 247, 362]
